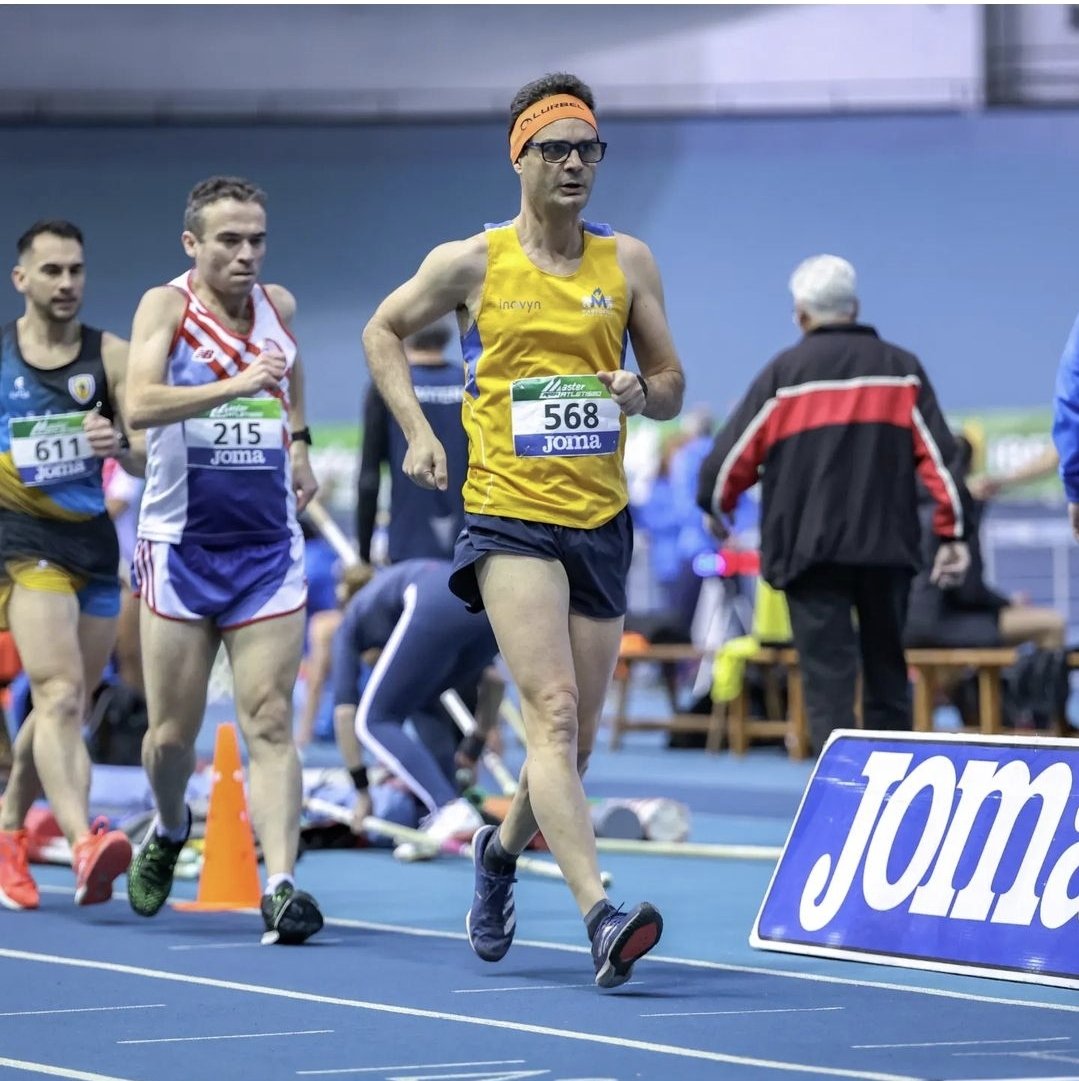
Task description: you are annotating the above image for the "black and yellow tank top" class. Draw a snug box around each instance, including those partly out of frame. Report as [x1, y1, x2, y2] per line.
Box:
[0, 321, 111, 522]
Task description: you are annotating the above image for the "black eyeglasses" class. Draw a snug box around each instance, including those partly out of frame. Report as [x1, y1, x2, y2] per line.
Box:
[524, 140, 607, 164]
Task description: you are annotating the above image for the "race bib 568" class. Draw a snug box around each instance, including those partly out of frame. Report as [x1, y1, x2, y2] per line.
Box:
[510, 375, 621, 458]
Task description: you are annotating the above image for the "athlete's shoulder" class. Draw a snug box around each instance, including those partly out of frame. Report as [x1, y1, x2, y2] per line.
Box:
[430, 231, 488, 269]
[612, 232, 662, 295]
[612, 231, 654, 263]
[417, 232, 488, 294]
[99, 333, 130, 399]
[136, 284, 189, 323]
[261, 283, 296, 323]
[100, 330, 130, 363]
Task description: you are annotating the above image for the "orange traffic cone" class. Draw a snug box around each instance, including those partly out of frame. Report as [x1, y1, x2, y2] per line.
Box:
[174, 722, 261, 911]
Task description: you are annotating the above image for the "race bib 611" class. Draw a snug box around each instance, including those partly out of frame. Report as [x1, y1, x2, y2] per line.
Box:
[9, 411, 93, 487]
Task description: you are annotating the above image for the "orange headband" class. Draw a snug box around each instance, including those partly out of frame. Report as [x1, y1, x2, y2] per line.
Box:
[509, 94, 599, 163]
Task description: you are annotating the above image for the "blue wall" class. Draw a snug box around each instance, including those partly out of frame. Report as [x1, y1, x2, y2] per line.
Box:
[2, 110, 1079, 423]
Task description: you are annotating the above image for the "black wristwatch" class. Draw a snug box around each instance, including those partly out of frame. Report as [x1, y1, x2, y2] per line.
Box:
[290, 427, 313, 445]
[635, 374, 649, 400]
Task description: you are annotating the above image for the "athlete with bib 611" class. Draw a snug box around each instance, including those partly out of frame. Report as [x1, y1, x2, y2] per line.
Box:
[363, 73, 686, 988]
[123, 177, 323, 945]
[0, 220, 144, 912]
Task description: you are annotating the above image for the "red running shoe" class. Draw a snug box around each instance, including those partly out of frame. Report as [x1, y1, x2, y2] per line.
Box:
[72, 818, 132, 906]
[0, 829, 39, 910]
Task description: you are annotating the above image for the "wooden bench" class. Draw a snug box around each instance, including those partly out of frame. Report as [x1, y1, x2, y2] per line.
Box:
[907, 647, 1079, 737]
[608, 643, 811, 758]
[608, 643, 712, 750]
[610, 643, 1079, 756]
[720, 646, 812, 759]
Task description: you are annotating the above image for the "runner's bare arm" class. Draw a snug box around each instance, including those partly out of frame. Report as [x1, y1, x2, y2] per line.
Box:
[125, 287, 278, 429]
[362, 236, 486, 443]
[100, 333, 147, 476]
[266, 284, 318, 513]
[618, 234, 686, 421]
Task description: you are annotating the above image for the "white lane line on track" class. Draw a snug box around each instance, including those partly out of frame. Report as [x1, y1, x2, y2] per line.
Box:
[317, 914, 1079, 1016]
[950, 1075, 1079, 1081]
[0, 1058, 140, 1081]
[296, 1063, 525, 1077]
[118, 1029, 333, 1045]
[0, 1005, 165, 1018]
[854, 1038, 1071, 1050]
[168, 939, 344, 951]
[452, 983, 641, 994]
[643, 1006, 844, 1018]
[0, 947, 922, 1081]
[34, 885, 1079, 1016]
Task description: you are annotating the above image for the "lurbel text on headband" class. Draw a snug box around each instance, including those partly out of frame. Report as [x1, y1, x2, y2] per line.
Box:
[509, 95, 600, 163]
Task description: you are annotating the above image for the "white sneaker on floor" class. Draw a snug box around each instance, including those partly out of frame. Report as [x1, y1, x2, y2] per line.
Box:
[420, 797, 485, 845]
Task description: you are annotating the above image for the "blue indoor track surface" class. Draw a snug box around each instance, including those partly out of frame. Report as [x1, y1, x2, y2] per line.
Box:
[3, 716, 1079, 1081]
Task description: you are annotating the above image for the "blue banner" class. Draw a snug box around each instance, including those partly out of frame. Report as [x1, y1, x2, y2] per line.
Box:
[752, 731, 1079, 989]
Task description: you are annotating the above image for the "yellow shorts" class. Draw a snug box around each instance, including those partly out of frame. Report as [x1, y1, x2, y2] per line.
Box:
[6, 558, 86, 595]
[0, 559, 120, 628]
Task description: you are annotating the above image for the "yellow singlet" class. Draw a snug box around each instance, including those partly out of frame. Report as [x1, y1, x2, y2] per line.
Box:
[461, 220, 630, 529]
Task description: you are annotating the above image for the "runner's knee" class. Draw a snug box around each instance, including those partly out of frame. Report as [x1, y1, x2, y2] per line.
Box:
[526, 685, 580, 752]
[147, 717, 197, 756]
[242, 692, 294, 750]
[31, 676, 84, 728]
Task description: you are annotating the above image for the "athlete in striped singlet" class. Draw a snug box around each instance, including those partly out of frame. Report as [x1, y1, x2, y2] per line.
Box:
[123, 177, 322, 944]
[0, 220, 141, 912]
[363, 73, 686, 987]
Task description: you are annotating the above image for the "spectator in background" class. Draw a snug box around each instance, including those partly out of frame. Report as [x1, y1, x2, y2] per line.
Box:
[636, 412, 723, 641]
[636, 430, 692, 621]
[356, 323, 467, 564]
[968, 445, 1060, 501]
[330, 559, 495, 849]
[906, 436, 1065, 650]
[667, 408, 721, 635]
[698, 254, 970, 756]
[294, 513, 342, 748]
[1054, 308, 1079, 544]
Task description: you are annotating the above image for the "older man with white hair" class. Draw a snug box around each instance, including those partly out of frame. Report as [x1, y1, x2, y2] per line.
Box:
[697, 254, 970, 755]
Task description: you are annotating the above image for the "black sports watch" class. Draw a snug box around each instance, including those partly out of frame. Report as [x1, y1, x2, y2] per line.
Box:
[290, 427, 313, 445]
[635, 374, 649, 400]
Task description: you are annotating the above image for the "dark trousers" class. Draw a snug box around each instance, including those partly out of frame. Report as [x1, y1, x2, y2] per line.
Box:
[784, 563, 913, 755]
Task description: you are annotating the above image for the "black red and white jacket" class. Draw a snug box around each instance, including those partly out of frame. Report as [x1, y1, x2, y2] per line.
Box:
[696, 324, 967, 590]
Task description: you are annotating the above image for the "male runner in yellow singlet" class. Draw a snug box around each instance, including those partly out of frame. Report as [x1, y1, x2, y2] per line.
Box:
[363, 72, 686, 988]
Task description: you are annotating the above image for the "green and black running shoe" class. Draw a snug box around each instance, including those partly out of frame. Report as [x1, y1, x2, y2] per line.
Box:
[260, 881, 324, 945]
[127, 809, 190, 917]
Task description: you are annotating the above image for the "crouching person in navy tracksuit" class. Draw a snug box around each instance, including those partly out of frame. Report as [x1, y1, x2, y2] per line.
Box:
[330, 559, 498, 855]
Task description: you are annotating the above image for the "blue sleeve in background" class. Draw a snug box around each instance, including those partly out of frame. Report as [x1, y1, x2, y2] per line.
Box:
[1052, 312, 1079, 503]
[330, 618, 362, 710]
